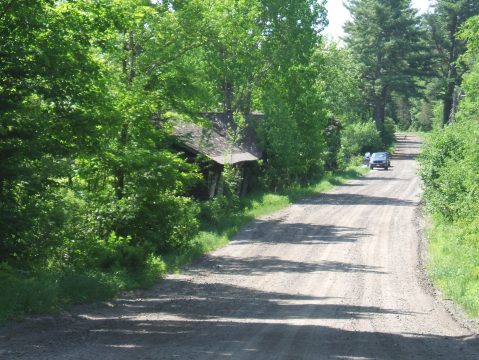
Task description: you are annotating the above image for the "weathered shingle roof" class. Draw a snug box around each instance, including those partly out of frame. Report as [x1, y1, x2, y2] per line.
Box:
[173, 113, 262, 165]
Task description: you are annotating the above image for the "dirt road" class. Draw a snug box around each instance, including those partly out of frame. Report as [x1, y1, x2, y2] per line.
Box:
[1, 134, 479, 359]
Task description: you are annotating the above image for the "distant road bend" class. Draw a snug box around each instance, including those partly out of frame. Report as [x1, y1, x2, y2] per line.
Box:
[1, 134, 479, 359]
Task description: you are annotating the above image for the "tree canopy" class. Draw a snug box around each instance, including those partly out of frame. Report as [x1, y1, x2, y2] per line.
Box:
[0, 0, 331, 269]
[344, 0, 429, 136]
[3, 0, 479, 319]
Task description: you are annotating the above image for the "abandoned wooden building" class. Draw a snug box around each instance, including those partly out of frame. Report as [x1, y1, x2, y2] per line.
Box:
[172, 112, 263, 199]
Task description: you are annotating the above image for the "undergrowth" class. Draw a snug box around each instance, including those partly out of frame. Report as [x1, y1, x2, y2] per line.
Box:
[427, 218, 479, 317]
[0, 165, 368, 322]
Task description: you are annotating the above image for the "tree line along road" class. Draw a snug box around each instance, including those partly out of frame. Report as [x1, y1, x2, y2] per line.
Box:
[1, 134, 479, 359]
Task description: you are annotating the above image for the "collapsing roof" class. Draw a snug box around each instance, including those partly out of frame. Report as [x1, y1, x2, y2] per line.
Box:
[173, 113, 262, 165]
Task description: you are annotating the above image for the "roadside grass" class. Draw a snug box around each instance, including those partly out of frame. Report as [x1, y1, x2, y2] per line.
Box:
[0, 165, 368, 322]
[190, 165, 369, 257]
[427, 217, 479, 317]
[0, 259, 166, 322]
[158, 165, 369, 274]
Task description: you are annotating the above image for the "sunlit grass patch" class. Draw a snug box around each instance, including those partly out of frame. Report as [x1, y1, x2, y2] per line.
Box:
[427, 218, 479, 317]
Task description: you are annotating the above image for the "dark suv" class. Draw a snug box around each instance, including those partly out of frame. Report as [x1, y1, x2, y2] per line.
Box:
[369, 152, 389, 170]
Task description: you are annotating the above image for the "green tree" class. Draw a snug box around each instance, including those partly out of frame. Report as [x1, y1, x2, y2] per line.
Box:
[344, 0, 429, 138]
[0, 0, 111, 263]
[255, 0, 329, 187]
[314, 41, 365, 124]
[420, 15, 479, 221]
[195, 0, 264, 113]
[72, 0, 203, 253]
[426, 0, 479, 125]
[0, 0, 204, 265]
[418, 15, 479, 317]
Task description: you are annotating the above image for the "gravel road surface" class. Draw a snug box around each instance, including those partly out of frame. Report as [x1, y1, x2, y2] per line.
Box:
[1, 134, 479, 359]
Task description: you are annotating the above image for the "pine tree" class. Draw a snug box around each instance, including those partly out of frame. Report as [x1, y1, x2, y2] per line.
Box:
[426, 0, 479, 125]
[344, 0, 428, 137]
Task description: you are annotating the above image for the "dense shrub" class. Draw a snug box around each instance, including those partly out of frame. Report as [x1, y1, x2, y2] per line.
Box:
[339, 121, 383, 163]
[418, 15, 479, 317]
[419, 118, 477, 222]
[96, 194, 200, 254]
[382, 118, 396, 148]
[421, 119, 479, 315]
[424, 15, 479, 222]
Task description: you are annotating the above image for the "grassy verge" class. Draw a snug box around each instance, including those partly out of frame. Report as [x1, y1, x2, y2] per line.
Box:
[427, 217, 479, 317]
[0, 165, 368, 322]
[162, 165, 369, 273]
[0, 258, 166, 322]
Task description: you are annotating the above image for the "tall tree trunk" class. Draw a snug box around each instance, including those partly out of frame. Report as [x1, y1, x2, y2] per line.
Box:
[116, 31, 135, 200]
[443, 61, 460, 125]
[443, 15, 459, 125]
[0, 176, 4, 201]
[127, 31, 136, 84]
[115, 123, 128, 200]
[237, 90, 252, 114]
[374, 87, 387, 133]
[373, 47, 386, 134]
[222, 79, 233, 114]
[443, 80, 455, 125]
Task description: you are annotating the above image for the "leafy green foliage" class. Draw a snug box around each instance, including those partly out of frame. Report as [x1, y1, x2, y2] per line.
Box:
[314, 42, 365, 124]
[420, 16, 479, 316]
[425, 0, 479, 125]
[0, 1, 204, 266]
[428, 220, 479, 316]
[420, 16, 479, 221]
[0, 0, 385, 321]
[344, 0, 430, 136]
[419, 125, 471, 221]
[339, 121, 383, 163]
[0, 0, 110, 264]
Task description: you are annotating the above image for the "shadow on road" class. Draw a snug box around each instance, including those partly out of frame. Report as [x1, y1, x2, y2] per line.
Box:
[298, 193, 416, 207]
[235, 223, 369, 246]
[77, 319, 479, 360]
[335, 183, 365, 187]
[393, 152, 418, 160]
[395, 140, 422, 146]
[106, 279, 404, 321]
[359, 176, 406, 181]
[11, 281, 476, 360]
[189, 256, 385, 277]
